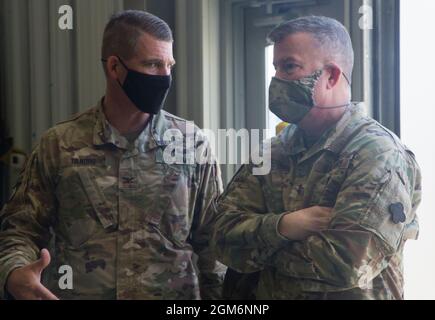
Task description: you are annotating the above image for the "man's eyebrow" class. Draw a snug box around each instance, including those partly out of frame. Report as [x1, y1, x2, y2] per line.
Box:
[140, 58, 176, 66]
[273, 57, 301, 66]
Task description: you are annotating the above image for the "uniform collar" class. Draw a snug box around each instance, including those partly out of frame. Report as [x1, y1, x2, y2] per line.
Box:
[280, 103, 366, 162]
[93, 98, 171, 152]
[322, 103, 366, 153]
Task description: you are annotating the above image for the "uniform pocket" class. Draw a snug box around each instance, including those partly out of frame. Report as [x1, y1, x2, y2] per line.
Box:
[56, 166, 117, 249]
[77, 169, 118, 230]
[144, 164, 194, 246]
[263, 170, 287, 213]
[313, 154, 353, 208]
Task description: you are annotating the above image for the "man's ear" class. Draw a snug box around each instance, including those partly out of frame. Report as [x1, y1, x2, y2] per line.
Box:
[325, 64, 342, 89]
[106, 56, 120, 81]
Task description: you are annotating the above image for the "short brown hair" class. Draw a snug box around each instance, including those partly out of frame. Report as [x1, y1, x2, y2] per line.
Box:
[101, 10, 173, 62]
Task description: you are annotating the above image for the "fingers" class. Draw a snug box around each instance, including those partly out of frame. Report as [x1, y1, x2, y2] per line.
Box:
[318, 217, 333, 228]
[317, 206, 333, 214]
[30, 249, 51, 274]
[39, 248, 51, 267]
[310, 223, 327, 232]
[311, 206, 334, 218]
[308, 217, 332, 232]
[34, 284, 59, 300]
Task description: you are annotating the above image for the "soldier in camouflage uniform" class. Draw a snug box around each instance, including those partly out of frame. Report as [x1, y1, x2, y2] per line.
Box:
[212, 16, 421, 300]
[0, 11, 225, 300]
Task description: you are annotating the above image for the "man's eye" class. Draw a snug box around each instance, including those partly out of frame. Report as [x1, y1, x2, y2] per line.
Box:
[145, 62, 160, 69]
[145, 62, 175, 71]
[283, 63, 296, 73]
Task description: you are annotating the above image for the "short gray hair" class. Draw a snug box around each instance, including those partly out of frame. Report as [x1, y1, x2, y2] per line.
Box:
[267, 16, 354, 78]
[101, 10, 173, 61]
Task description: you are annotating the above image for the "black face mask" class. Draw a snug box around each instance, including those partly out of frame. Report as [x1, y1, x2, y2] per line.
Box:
[102, 56, 172, 114]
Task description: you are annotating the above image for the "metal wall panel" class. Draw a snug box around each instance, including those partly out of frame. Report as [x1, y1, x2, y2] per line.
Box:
[2, 0, 32, 153]
[0, 0, 126, 154]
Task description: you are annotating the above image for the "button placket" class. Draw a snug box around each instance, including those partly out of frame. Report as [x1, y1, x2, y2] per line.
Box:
[285, 155, 314, 212]
[119, 151, 138, 190]
[117, 151, 138, 298]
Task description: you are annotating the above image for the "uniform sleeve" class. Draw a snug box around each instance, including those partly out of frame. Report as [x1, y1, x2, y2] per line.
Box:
[190, 140, 227, 300]
[0, 130, 59, 298]
[210, 164, 290, 274]
[271, 147, 421, 289]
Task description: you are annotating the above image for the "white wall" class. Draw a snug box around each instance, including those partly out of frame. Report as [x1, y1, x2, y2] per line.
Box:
[401, 0, 435, 300]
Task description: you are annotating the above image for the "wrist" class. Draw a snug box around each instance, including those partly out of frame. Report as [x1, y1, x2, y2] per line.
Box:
[278, 213, 293, 240]
[5, 266, 21, 298]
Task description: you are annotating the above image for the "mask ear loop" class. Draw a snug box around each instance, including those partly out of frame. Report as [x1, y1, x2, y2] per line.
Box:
[115, 56, 129, 88]
[115, 55, 130, 71]
[313, 66, 352, 110]
[342, 72, 351, 86]
[101, 56, 129, 70]
[314, 103, 351, 110]
[101, 56, 129, 88]
[340, 71, 352, 109]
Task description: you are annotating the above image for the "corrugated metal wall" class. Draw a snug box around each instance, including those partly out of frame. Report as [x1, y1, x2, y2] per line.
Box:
[0, 0, 183, 155]
[1, 0, 124, 153]
[0, 0, 224, 204]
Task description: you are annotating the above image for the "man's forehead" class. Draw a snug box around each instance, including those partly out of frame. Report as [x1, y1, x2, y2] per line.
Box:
[273, 33, 322, 62]
[277, 33, 316, 48]
[135, 33, 173, 52]
[133, 39, 174, 62]
[273, 47, 304, 66]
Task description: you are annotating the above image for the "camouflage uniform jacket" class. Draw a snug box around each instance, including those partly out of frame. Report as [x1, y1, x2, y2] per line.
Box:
[212, 103, 421, 300]
[0, 100, 226, 300]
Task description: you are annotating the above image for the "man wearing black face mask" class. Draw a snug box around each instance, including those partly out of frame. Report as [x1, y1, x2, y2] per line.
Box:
[0, 10, 226, 300]
[211, 16, 421, 300]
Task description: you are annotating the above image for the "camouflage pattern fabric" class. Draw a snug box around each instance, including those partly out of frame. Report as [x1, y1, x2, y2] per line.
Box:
[269, 70, 322, 124]
[212, 103, 421, 300]
[0, 99, 226, 300]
